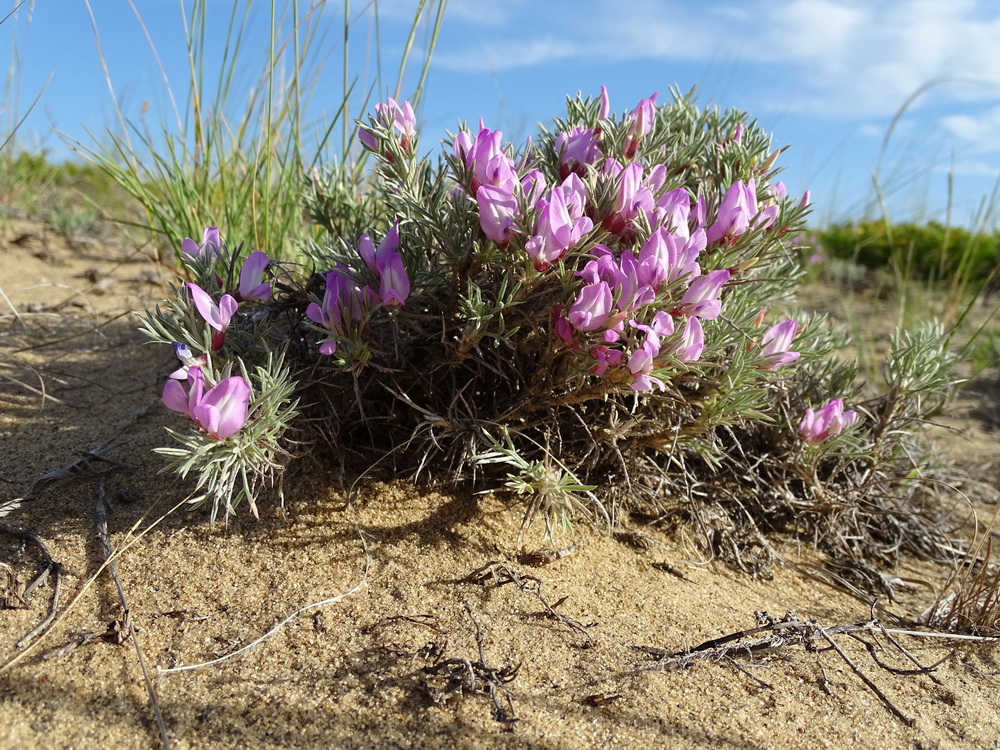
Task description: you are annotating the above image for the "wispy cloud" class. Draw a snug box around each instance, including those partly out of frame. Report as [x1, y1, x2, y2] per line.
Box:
[433, 35, 579, 71]
[941, 106, 1000, 153]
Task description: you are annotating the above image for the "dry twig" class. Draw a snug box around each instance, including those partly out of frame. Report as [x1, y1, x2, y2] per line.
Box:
[463, 560, 594, 641]
[420, 600, 520, 730]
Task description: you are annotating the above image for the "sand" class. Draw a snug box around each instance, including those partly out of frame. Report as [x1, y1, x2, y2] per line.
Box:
[2, 216, 999, 749]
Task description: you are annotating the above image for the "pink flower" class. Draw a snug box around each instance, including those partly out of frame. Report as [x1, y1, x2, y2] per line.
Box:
[188, 283, 238, 351]
[798, 398, 858, 444]
[676, 269, 730, 320]
[755, 181, 787, 232]
[453, 131, 474, 163]
[707, 179, 758, 245]
[623, 92, 658, 158]
[520, 170, 548, 207]
[358, 222, 400, 271]
[759, 318, 800, 369]
[477, 184, 518, 243]
[459, 128, 517, 195]
[236, 251, 272, 302]
[589, 344, 623, 376]
[555, 127, 602, 179]
[568, 281, 613, 332]
[360, 97, 417, 157]
[672, 317, 704, 362]
[378, 252, 410, 307]
[181, 226, 222, 260]
[602, 162, 654, 235]
[357, 223, 410, 307]
[162, 366, 250, 440]
[306, 267, 375, 355]
[525, 174, 593, 271]
[627, 321, 666, 392]
[654, 188, 695, 237]
[637, 227, 702, 291]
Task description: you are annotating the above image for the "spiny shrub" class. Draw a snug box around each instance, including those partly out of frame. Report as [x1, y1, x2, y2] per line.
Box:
[139, 88, 967, 578]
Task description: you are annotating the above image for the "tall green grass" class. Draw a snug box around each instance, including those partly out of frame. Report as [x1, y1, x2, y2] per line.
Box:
[73, 0, 446, 263]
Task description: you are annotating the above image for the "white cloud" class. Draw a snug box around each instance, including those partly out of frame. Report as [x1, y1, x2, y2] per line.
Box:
[431, 0, 1000, 119]
[941, 107, 1000, 153]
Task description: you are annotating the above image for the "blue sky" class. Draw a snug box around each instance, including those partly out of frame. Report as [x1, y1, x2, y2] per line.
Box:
[6, 0, 1000, 229]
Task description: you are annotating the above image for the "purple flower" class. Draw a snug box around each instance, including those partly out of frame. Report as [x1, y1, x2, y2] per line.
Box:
[624, 92, 658, 158]
[589, 344, 622, 376]
[598, 86, 610, 121]
[162, 366, 250, 440]
[654, 188, 695, 237]
[798, 398, 858, 444]
[181, 226, 222, 260]
[477, 184, 518, 243]
[520, 170, 548, 207]
[453, 131, 474, 163]
[676, 269, 730, 320]
[378, 252, 410, 307]
[759, 318, 800, 369]
[627, 321, 666, 392]
[602, 162, 654, 235]
[755, 181, 787, 232]
[637, 227, 702, 291]
[525, 174, 593, 271]
[188, 283, 238, 351]
[356, 222, 410, 307]
[615, 250, 656, 313]
[672, 317, 704, 362]
[555, 127, 602, 179]
[706, 179, 758, 245]
[650, 310, 675, 337]
[459, 127, 517, 195]
[568, 281, 613, 332]
[306, 267, 375, 355]
[360, 97, 417, 157]
[237, 251, 272, 302]
[358, 221, 400, 272]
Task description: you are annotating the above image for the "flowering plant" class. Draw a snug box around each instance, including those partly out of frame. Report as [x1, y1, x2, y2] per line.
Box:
[141, 88, 964, 575]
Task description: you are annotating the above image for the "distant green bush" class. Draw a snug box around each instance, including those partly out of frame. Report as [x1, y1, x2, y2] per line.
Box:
[817, 221, 1000, 285]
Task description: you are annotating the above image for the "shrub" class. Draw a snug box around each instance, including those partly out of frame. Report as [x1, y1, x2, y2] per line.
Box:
[139, 87, 966, 577]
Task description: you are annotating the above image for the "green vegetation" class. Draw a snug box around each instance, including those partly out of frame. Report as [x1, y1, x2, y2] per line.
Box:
[71, 0, 446, 263]
[817, 220, 1000, 288]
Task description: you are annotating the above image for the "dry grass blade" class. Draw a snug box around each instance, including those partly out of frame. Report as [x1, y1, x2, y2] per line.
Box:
[94, 479, 171, 750]
[922, 511, 1000, 636]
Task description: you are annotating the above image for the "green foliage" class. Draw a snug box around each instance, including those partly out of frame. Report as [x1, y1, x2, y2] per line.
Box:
[817, 220, 1000, 287]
